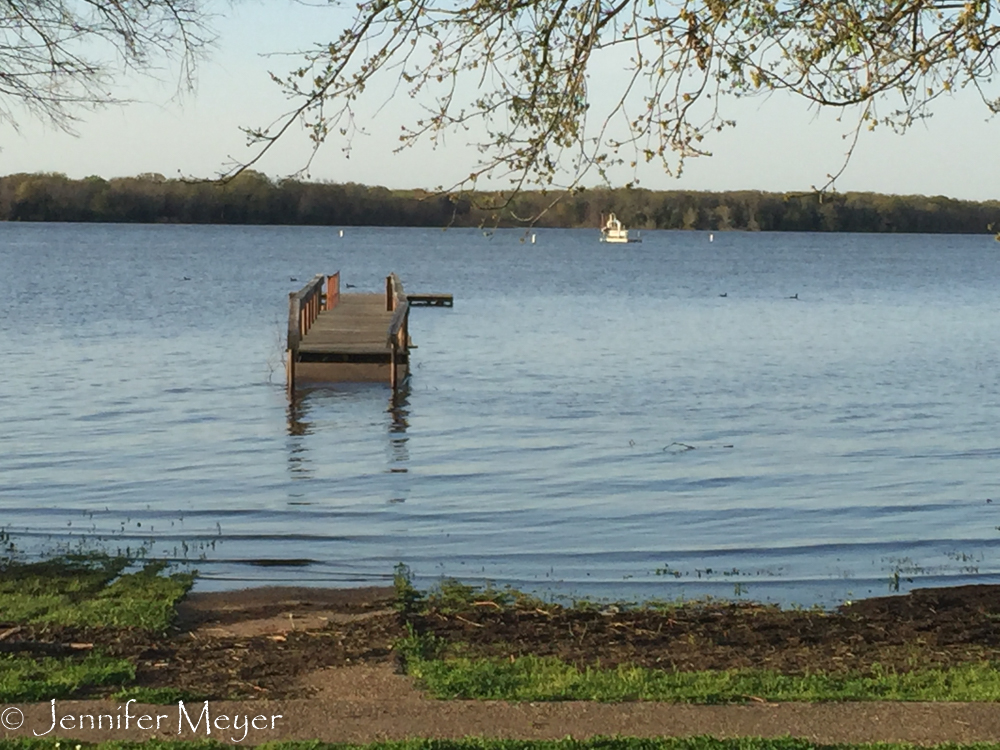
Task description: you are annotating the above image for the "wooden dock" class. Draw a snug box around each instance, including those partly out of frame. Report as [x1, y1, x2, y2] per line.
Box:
[286, 272, 412, 396]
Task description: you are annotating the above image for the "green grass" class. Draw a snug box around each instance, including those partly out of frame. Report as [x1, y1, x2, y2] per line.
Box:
[0, 551, 195, 702]
[391, 564, 762, 618]
[0, 653, 135, 702]
[394, 564, 564, 616]
[6, 739, 1000, 750]
[399, 646, 1000, 703]
[0, 554, 193, 631]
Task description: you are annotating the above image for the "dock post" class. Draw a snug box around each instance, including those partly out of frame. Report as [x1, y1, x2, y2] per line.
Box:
[327, 272, 340, 310]
[287, 291, 301, 400]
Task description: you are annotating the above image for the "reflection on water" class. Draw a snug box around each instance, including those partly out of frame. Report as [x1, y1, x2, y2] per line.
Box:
[388, 385, 411, 478]
[286, 395, 314, 484]
[2, 223, 1000, 605]
[285, 382, 413, 504]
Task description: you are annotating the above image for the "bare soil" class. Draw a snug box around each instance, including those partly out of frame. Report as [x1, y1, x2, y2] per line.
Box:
[411, 583, 1000, 674]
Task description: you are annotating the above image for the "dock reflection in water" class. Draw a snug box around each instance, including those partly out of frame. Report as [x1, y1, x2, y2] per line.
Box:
[388, 386, 411, 480]
[284, 383, 413, 506]
[286, 394, 314, 485]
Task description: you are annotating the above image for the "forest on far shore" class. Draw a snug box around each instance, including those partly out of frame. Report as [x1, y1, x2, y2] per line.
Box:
[2, 171, 999, 234]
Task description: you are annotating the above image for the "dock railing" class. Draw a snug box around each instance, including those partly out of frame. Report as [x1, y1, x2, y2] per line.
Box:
[386, 273, 410, 391]
[287, 272, 339, 397]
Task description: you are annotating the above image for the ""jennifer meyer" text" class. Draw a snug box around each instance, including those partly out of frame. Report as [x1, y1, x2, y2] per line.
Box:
[34, 699, 283, 743]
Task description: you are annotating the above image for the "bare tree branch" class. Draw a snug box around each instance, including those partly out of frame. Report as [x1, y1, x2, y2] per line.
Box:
[0, 0, 212, 132]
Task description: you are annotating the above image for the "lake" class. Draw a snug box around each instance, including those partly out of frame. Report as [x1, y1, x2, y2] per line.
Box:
[1, 222, 999, 607]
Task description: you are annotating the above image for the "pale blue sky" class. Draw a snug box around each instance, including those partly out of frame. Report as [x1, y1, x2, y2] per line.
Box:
[2, 0, 998, 200]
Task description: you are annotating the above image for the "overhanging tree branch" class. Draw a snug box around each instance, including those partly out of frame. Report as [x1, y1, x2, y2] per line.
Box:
[231, 0, 999, 203]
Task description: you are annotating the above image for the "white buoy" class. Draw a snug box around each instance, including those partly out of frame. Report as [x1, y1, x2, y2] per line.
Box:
[531, 233, 536, 244]
[709, 233, 714, 242]
[339, 229, 344, 238]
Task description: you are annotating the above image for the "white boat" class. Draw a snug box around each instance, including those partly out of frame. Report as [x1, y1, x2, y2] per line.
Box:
[600, 213, 641, 243]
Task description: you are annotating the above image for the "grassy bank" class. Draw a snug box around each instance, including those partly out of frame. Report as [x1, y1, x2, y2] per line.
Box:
[392, 569, 1000, 703]
[0, 553, 193, 702]
[402, 648, 1000, 702]
[1, 554, 192, 630]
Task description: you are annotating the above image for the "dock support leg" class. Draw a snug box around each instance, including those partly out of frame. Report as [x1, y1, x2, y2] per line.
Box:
[287, 291, 301, 401]
[390, 343, 398, 393]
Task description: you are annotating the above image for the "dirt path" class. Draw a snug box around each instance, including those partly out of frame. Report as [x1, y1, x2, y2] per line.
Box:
[5, 665, 1000, 745]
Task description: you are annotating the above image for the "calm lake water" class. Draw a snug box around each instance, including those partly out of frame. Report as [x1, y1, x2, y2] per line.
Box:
[2, 222, 999, 607]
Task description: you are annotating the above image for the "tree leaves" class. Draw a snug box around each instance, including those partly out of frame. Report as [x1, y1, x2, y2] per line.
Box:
[231, 0, 998, 199]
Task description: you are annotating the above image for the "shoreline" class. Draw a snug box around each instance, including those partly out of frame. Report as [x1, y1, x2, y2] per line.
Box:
[6, 580, 1000, 743]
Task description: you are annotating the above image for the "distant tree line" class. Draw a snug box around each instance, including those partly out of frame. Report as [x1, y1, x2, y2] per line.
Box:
[2, 171, 999, 234]
[0, 172, 464, 227]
